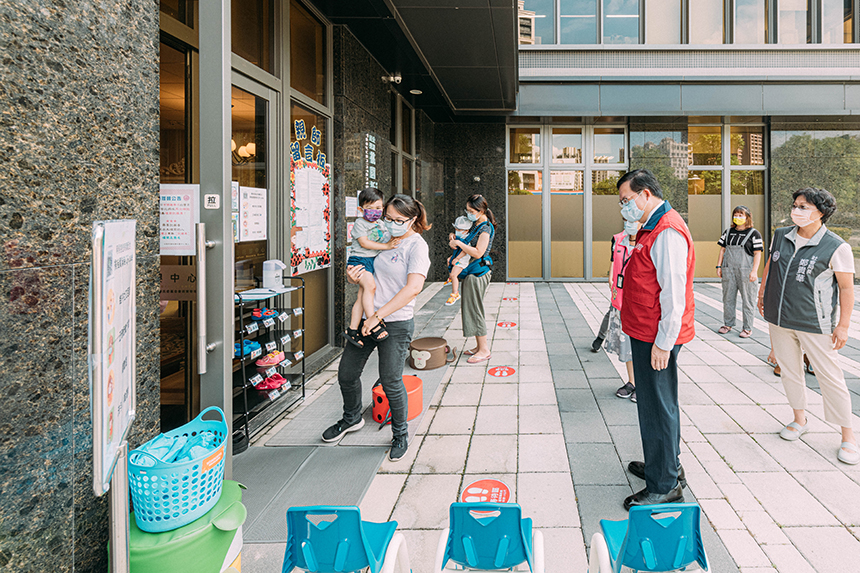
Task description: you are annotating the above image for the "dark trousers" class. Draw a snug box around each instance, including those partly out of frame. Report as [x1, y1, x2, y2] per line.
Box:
[597, 304, 612, 339]
[337, 319, 414, 438]
[630, 336, 683, 494]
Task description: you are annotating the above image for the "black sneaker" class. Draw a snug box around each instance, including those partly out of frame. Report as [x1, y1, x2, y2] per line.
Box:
[591, 337, 604, 353]
[630, 389, 637, 403]
[616, 382, 635, 399]
[322, 418, 365, 443]
[388, 434, 408, 462]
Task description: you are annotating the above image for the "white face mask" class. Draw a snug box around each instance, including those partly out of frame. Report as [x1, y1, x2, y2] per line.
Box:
[791, 207, 819, 228]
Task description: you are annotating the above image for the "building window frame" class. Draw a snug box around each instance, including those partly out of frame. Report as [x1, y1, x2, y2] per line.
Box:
[390, 93, 416, 195]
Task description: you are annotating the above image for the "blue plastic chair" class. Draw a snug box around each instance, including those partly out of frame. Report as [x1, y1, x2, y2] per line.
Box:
[282, 506, 410, 573]
[434, 503, 544, 573]
[588, 503, 709, 573]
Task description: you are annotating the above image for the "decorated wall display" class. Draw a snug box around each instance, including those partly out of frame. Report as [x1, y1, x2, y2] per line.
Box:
[290, 119, 331, 275]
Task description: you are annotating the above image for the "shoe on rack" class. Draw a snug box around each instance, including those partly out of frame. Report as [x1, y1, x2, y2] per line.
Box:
[623, 483, 684, 511]
[321, 418, 365, 443]
[388, 434, 408, 462]
[256, 373, 288, 390]
[615, 382, 635, 399]
[628, 461, 687, 488]
[445, 293, 461, 305]
[591, 337, 604, 353]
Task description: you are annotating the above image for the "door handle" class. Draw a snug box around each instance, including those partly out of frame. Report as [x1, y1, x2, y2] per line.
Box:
[196, 223, 217, 374]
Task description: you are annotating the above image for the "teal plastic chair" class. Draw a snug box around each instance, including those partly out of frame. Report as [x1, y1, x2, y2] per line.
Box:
[434, 503, 544, 573]
[588, 503, 709, 573]
[282, 506, 410, 573]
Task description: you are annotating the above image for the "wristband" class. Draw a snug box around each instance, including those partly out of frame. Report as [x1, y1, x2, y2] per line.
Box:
[716, 265, 721, 268]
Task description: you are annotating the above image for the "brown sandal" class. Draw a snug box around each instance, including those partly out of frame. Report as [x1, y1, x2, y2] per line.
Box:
[718, 326, 732, 334]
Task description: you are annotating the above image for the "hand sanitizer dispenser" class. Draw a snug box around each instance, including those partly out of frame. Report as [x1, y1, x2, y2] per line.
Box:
[262, 259, 286, 289]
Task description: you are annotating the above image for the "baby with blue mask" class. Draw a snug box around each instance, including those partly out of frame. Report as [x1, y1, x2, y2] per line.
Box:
[445, 216, 473, 305]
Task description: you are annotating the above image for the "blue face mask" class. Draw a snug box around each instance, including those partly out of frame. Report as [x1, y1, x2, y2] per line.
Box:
[466, 212, 478, 222]
[620, 192, 645, 223]
[624, 220, 639, 236]
[385, 218, 413, 237]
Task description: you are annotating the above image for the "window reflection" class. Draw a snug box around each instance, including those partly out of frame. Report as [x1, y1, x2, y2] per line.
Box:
[779, 0, 811, 43]
[734, 0, 766, 43]
[290, 0, 326, 104]
[560, 0, 597, 44]
[552, 127, 583, 163]
[594, 128, 625, 164]
[689, 125, 722, 165]
[822, 0, 854, 43]
[591, 170, 623, 278]
[689, 0, 724, 44]
[519, 0, 555, 45]
[646, 0, 681, 43]
[232, 0, 275, 74]
[551, 171, 584, 278]
[730, 126, 765, 165]
[510, 127, 541, 163]
[603, 0, 639, 44]
[508, 170, 543, 278]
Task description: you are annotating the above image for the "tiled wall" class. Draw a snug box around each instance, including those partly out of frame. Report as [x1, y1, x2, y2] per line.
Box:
[0, 1, 161, 571]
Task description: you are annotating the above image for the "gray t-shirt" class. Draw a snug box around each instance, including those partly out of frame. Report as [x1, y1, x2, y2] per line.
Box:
[373, 233, 431, 322]
[349, 217, 389, 258]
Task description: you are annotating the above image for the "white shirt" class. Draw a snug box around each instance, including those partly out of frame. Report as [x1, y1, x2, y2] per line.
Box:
[372, 233, 431, 322]
[646, 201, 691, 351]
[793, 235, 855, 273]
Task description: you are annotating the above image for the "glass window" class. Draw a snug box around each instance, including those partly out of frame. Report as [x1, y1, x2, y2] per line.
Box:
[551, 172, 584, 278]
[822, 0, 854, 43]
[730, 126, 765, 165]
[646, 0, 681, 43]
[552, 128, 583, 163]
[402, 157, 413, 194]
[508, 170, 543, 277]
[509, 127, 541, 163]
[161, 0, 195, 27]
[603, 0, 640, 44]
[689, 0, 724, 44]
[401, 105, 413, 155]
[593, 127, 626, 164]
[520, 0, 555, 45]
[232, 0, 275, 74]
[160, 43, 188, 184]
[734, 0, 766, 43]
[390, 150, 397, 195]
[290, 0, 326, 104]
[560, 0, 598, 44]
[689, 125, 722, 165]
[687, 170, 722, 277]
[779, 0, 810, 43]
[390, 94, 398, 144]
[591, 171, 624, 278]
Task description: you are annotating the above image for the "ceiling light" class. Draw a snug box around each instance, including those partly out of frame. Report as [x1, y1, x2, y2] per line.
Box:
[409, 89, 423, 95]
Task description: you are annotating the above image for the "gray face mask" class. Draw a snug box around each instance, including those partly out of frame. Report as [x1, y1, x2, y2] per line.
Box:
[385, 218, 413, 237]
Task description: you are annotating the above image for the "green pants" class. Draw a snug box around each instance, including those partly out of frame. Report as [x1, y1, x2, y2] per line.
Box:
[461, 271, 491, 338]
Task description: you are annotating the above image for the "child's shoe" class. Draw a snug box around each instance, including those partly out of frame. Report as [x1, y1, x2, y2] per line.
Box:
[445, 293, 461, 305]
[443, 278, 452, 286]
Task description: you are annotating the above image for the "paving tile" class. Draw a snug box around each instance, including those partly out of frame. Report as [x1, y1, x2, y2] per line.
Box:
[566, 443, 628, 486]
[550, 354, 584, 371]
[490, 339, 518, 352]
[784, 526, 860, 573]
[519, 351, 550, 366]
[750, 433, 834, 471]
[517, 472, 580, 528]
[573, 485, 631, 542]
[242, 543, 288, 573]
[706, 433, 782, 472]
[737, 510, 789, 546]
[762, 543, 817, 573]
[792, 470, 860, 525]
[699, 498, 745, 529]
[398, 529, 445, 573]
[478, 384, 517, 406]
[683, 404, 744, 433]
[593, 394, 640, 426]
[517, 330, 542, 339]
[520, 405, 563, 434]
[606, 424, 644, 461]
[680, 364, 725, 383]
[519, 338, 548, 352]
[546, 342, 575, 355]
[679, 383, 716, 405]
[698, 382, 756, 405]
[449, 367, 486, 383]
[715, 529, 771, 568]
[518, 382, 557, 405]
[465, 434, 518, 474]
[721, 404, 783, 434]
[391, 474, 462, 529]
[685, 470, 726, 500]
[712, 364, 757, 381]
[440, 383, 482, 406]
[739, 472, 840, 526]
[427, 406, 477, 435]
[519, 434, 570, 472]
[552, 370, 591, 388]
[517, 364, 554, 382]
[556, 388, 599, 412]
[560, 411, 612, 443]
[487, 351, 519, 366]
[681, 425, 708, 442]
[358, 473, 407, 522]
[380, 435, 424, 473]
[538, 528, 589, 573]
[460, 473, 518, 503]
[473, 405, 518, 435]
[718, 483, 764, 513]
[412, 435, 471, 474]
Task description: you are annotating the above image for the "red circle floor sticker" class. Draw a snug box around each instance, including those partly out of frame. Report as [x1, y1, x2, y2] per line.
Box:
[497, 321, 517, 329]
[461, 479, 511, 503]
[502, 297, 518, 301]
[488, 366, 515, 378]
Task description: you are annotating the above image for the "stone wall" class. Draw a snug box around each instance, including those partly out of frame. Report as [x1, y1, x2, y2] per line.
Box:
[0, 2, 161, 571]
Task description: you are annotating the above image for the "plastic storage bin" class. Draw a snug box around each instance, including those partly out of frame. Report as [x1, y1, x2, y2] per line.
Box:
[129, 406, 228, 532]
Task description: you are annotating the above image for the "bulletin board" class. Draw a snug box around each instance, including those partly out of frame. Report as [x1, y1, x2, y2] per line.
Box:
[290, 119, 331, 276]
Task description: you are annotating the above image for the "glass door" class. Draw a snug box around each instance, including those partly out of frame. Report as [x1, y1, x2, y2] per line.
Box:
[549, 126, 584, 278]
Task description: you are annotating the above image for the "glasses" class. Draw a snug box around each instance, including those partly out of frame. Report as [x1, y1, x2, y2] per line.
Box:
[384, 216, 411, 225]
[619, 190, 642, 208]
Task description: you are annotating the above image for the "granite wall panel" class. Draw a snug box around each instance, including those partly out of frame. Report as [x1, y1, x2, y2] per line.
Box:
[0, 1, 161, 570]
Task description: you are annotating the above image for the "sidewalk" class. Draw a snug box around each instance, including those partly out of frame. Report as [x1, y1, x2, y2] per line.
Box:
[241, 282, 860, 573]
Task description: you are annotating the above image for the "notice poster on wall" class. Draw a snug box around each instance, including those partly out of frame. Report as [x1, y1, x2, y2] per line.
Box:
[290, 160, 331, 275]
[90, 220, 136, 495]
[159, 184, 199, 255]
[238, 186, 267, 242]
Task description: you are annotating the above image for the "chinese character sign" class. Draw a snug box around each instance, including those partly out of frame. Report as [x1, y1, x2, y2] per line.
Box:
[159, 184, 199, 255]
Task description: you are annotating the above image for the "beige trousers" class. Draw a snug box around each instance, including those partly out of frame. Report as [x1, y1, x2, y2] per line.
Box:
[769, 323, 854, 428]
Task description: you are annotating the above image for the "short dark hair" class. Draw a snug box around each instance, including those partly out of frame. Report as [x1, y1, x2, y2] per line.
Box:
[731, 205, 754, 229]
[792, 187, 837, 224]
[617, 169, 664, 200]
[358, 187, 384, 207]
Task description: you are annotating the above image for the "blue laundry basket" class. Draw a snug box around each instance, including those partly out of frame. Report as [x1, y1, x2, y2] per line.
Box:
[129, 406, 228, 533]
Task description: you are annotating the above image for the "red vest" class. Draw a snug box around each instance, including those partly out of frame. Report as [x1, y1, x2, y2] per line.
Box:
[620, 205, 696, 345]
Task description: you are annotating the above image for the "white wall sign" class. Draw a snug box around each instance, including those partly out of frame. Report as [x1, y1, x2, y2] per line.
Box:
[90, 220, 137, 495]
[290, 159, 331, 275]
[159, 184, 199, 256]
[238, 186, 267, 242]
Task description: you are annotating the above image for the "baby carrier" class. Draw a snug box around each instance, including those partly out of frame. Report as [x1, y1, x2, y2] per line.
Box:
[448, 221, 494, 279]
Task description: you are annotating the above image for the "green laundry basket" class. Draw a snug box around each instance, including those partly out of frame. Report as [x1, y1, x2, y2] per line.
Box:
[125, 480, 247, 573]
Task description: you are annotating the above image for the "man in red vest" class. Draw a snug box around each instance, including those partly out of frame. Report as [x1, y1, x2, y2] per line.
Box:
[616, 169, 696, 510]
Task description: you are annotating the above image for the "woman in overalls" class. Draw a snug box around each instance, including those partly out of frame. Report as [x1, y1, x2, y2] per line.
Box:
[716, 205, 763, 338]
